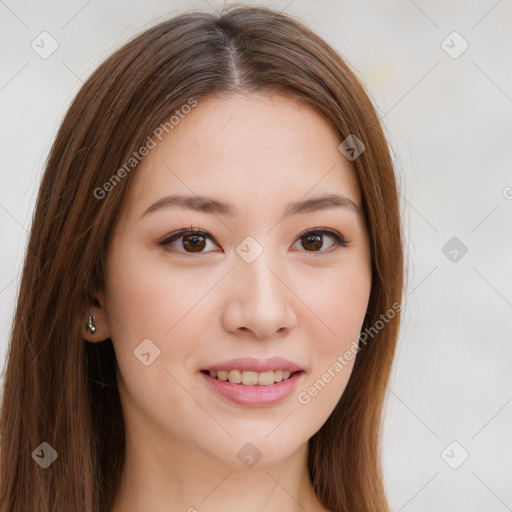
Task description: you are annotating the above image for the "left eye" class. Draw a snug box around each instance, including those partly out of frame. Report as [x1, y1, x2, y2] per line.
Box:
[291, 229, 348, 253]
[159, 228, 348, 255]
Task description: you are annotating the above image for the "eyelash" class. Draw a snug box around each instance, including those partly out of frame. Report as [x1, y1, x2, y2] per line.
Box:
[158, 225, 349, 257]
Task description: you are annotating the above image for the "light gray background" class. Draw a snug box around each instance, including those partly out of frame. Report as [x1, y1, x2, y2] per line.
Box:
[1, 0, 511, 510]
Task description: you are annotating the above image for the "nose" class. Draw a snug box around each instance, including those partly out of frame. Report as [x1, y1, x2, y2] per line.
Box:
[221, 251, 297, 340]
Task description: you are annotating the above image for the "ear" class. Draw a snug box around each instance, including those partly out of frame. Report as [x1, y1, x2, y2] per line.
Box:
[82, 290, 111, 342]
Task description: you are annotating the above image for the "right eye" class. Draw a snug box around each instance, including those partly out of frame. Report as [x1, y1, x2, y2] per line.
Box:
[159, 228, 220, 255]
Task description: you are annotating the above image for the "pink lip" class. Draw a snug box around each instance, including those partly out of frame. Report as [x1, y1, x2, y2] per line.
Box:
[202, 357, 303, 373]
[200, 371, 303, 407]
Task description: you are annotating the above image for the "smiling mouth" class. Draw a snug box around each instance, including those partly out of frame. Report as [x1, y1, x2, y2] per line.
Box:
[201, 369, 301, 386]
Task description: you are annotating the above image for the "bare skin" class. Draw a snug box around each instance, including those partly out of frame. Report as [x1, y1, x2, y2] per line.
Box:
[84, 92, 371, 512]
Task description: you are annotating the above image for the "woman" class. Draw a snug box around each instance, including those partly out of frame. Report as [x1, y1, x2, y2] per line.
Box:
[0, 5, 403, 512]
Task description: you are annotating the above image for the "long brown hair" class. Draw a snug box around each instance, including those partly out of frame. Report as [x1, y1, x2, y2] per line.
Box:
[0, 5, 403, 511]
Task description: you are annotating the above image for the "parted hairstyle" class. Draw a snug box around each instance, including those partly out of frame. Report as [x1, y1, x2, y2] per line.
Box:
[0, 5, 403, 512]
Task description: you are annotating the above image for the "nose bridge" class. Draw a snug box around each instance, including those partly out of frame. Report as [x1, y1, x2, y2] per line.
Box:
[237, 243, 286, 305]
[223, 238, 295, 337]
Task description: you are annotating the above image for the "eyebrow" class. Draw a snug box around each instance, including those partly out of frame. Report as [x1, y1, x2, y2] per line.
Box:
[139, 193, 361, 220]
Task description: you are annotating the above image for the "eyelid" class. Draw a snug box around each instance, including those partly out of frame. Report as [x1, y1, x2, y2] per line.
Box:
[295, 227, 348, 245]
[160, 226, 214, 243]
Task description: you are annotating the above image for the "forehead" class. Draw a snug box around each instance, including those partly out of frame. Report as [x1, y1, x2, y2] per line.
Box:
[123, 92, 362, 219]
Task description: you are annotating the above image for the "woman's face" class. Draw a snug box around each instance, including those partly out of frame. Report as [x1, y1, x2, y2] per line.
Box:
[98, 92, 371, 467]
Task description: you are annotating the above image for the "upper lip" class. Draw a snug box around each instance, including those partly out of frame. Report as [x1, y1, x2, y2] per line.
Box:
[202, 357, 303, 373]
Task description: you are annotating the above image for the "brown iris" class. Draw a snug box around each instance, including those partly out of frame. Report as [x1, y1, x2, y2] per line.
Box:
[182, 233, 207, 252]
[301, 232, 323, 251]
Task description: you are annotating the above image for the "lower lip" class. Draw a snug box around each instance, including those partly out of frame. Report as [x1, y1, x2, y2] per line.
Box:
[200, 371, 303, 407]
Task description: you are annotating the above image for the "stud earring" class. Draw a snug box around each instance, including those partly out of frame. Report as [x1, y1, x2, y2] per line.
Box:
[86, 314, 96, 335]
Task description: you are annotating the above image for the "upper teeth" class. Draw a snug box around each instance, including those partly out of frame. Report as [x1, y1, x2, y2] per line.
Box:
[209, 369, 292, 385]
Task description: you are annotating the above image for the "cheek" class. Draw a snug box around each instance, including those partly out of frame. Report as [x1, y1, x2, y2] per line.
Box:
[103, 243, 207, 376]
[295, 260, 370, 413]
[105, 237, 217, 335]
[103, 246, 210, 437]
[307, 259, 371, 347]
